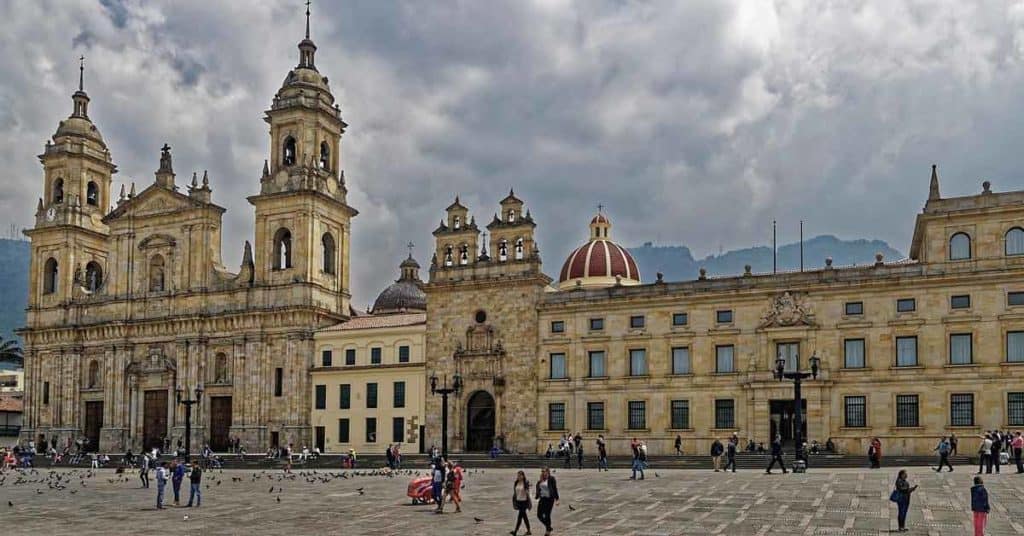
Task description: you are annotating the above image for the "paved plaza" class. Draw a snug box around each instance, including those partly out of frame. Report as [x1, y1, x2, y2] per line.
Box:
[2, 465, 1024, 535]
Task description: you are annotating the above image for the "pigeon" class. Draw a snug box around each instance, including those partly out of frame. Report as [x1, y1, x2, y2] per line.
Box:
[276, 496, 281, 503]
[183, 515, 189, 521]
[268, 486, 274, 493]
[7, 501, 12, 507]
[655, 473, 660, 478]
[568, 504, 576, 511]
[473, 517, 484, 524]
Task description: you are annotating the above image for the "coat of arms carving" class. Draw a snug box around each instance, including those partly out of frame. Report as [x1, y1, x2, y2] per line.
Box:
[759, 291, 815, 328]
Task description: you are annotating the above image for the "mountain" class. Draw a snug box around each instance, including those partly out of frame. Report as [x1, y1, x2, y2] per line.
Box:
[0, 239, 29, 341]
[628, 235, 903, 282]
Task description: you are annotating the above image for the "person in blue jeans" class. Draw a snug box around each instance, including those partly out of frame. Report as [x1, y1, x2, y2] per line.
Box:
[171, 459, 185, 506]
[431, 460, 446, 513]
[186, 460, 202, 507]
[892, 469, 918, 532]
[155, 462, 168, 509]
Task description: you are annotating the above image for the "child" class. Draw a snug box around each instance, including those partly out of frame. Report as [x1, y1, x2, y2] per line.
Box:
[971, 476, 989, 536]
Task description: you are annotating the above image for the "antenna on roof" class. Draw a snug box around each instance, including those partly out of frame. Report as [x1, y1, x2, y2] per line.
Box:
[772, 220, 777, 274]
[799, 220, 804, 272]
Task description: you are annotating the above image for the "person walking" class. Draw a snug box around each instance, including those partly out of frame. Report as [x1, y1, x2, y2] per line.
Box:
[710, 438, 724, 472]
[139, 453, 150, 488]
[933, 436, 954, 472]
[443, 461, 461, 513]
[1012, 431, 1024, 474]
[891, 469, 917, 532]
[155, 462, 168, 509]
[535, 468, 559, 536]
[563, 440, 573, 469]
[869, 438, 882, 469]
[432, 459, 447, 513]
[990, 431, 1002, 474]
[977, 434, 993, 475]
[724, 437, 738, 473]
[674, 434, 683, 456]
[510, 471, 532, 536]
[596, 435, 608, 471]
[971, 476, 989, 536]
[950, 433, 959, 456]
[575, 442, 583, 470]
[171, 458, 185, 506]
[630, 442, 645, 480]
[766, 435, 787, 474]
[185, 459, 202, 507]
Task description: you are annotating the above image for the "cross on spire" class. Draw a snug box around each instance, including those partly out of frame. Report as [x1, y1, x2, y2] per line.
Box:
[597, 203, 604, 214]
[407, 241, 415, 257]
[305, 0, 311, 39]
[78, 55, 85, 92]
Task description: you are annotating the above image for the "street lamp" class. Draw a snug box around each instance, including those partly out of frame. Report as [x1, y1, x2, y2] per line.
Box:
[429, 371, 462, 459]
[175, 384, 203, 458]
[774, 352, 820, 466]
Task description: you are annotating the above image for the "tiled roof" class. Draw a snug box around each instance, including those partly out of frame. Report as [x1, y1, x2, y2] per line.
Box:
[0, 393, 24, 413]
[320, 313, 426, 332]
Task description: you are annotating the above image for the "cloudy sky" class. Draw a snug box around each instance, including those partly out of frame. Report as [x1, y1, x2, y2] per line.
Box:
[3, 0, 1024, 307]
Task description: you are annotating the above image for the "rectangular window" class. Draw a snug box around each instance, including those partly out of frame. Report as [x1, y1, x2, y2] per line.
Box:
[1009, 291, 1024, 306]
[629, 349, 647, 376]
[715, 399, 735, 429]
[844, 396, 867, 428]
[587, 402, 605, 430]
[550, 320, 565, 333]
[321, 350, 333, 367]
[844, 339, 866, 369]
[365, 418, 377, 443]
[1007, 331, 1024, 363]
[951, 295, 971, 309]
[392, 417, 405, 443]
[672, 312, 689, 326]
[1008, 392, 1024, 426]
[337, 418, 350, 443]
[627, 401, 646, 430]
[398, 346, 410, 363]
[716, 310, 733, 324]
[630, 315, 645, 329]
[548, 403, 566, 430]
[314, 385, 326, 410]
[393, 381, 406, 408]
[588, 351, 606, 377]
[950, 393, 974, 426]
[671, 347, 691, 375]
[43, 381, 49, 405]
[339, 384, 351, 409]
[777, 342, 799, 373]
[370, 347, 382, 365]
[845, 301, 864, 315]
[345, 349, 356, 366]
[896, 394, 919, 427]
[366, 383, 378, 409]
[896, 336, 918, 367]
[949, 333, 973, 365]
[589, 318, 604, 331]
[716, 345, 735, 373]
[896, 298, 916, 312]
[549, 353, 567, 379]
[274, 368, 283, 397]
[671, 400, 690, 429]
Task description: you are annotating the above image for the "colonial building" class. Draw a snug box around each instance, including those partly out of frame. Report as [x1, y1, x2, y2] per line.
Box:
[311, 255, 427, 454]
[18, 12, 356, 453]
[425, 171, 1024, 456]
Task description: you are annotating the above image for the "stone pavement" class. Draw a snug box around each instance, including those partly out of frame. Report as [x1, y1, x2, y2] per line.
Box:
[2, 465, 1023, 535]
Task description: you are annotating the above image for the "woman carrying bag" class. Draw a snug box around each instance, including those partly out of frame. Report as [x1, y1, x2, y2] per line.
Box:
[890, 469, 918, 532]
[511, 470, 532, 536]
[535, 467, 559, 536]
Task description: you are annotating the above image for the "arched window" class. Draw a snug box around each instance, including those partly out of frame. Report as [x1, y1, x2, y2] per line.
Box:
[43, 257, 58, 294]
[507, 209, 516, 223]
[453, 215, 461, 230]
[283, 136, 297, 166]
[949, 232, 971, 260]
[149, 254, 165, 292]
[86, 182, 99, 206]
[1006, 227, 1024, 256]
[319, 141, 330, 171]
[514, 238, 524, 260]
[273, 228, 292, 269]
[459, 244, 469, 265]
[444, 245, 454, 267]
[498, 239, 508, 261]
[53, 178, 64, 204]
[87, 360, 99, 389]
[84, 261, 103, 292]
[321, 232, 336, 274]
[214, 353, 228, 383]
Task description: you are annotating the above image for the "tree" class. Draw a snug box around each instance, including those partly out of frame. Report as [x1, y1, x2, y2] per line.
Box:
[0, 336, 23, 366]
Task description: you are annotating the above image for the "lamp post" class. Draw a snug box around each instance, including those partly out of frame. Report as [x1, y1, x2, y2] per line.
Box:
[175, 384, 203, 458]
[773, 352, 820, 466]
[429, 371, 462, 459]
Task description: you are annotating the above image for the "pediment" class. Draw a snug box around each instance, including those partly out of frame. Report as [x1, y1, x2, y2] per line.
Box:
[103, 184, 222, 223]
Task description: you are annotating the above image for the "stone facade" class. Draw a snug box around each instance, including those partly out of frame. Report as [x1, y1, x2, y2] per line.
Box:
[18, 24, 355, 453]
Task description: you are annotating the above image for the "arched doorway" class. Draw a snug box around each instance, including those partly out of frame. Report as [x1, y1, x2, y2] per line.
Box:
[465, 391, 495, 451]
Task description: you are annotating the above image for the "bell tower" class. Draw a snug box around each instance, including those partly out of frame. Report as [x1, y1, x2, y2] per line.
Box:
[248, 3, 356, 314]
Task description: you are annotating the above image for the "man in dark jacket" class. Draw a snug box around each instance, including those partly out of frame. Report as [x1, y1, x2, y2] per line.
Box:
[710, 439, 724, 472]
[971, 476, 989, 536]
[186, 460, 202, 507]
[724, 438, 738, 473]
[535, 468, 559, 536]
[766, 435, 787, 474]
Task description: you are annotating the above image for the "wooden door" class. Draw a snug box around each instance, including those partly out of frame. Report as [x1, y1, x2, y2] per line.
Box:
[143, 390, 168, 452]
[209, 396, 232, 452]
[314, 426, 325, 453]
[84, 401, 103, 452]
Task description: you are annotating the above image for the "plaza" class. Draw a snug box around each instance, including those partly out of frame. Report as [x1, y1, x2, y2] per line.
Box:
[2, 465, 1023, 535]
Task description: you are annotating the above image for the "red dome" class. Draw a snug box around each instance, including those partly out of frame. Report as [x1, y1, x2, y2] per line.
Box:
[558, 239, 640, 288]
[590, 213, 610, 225]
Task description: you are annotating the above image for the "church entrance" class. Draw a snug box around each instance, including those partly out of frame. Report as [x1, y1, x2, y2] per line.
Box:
[209, 396, 232, 452]
[769, 399, 806, 444]
[84, 401, 103, 452]
[465, 391, 495, 452]
[143, 390, 168, 452]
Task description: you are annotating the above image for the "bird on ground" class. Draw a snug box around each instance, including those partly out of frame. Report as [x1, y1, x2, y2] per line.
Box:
[568, 504, 576, 511]
[7, 501, 12, 507]
[276, 496, 281, 503]
[473, 517, 484, 524]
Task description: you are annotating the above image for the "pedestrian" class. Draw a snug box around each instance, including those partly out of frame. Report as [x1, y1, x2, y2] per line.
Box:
[432, 459, 446, 513]
[950, 433, 959, 456]
[186, 458, 202, 507]
[155, 462, 168, 509]
[563, 440, 572, 468]
[869, 437, 882, 469]
[674, 434, 683, 455]
[724, 437, 738, 473]
[710, 438, 724, 472]
[90, 451, 99, 469]
[933, 436, 954, 472]
[171, 458, 185, 506]
[971, 476, 989, 536]
[990, 431, 1002, 474]
[890, 469, 917, 532]
[1012, 431, 1023, 473]
[977, 433, 992, 475]
[385, 444, 395, 469]
[630, 438, 645, 480]
[596, 435, 608, 471]
[535, 467, 559, 536]
[766, 435, 787, 474]
[575, 442, 583, 470]
[139, 453, 150, 488]
[510, 470, 532, 536]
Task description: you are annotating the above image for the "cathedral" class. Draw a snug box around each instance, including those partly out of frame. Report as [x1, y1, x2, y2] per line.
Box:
[19, 12, 354, 453]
